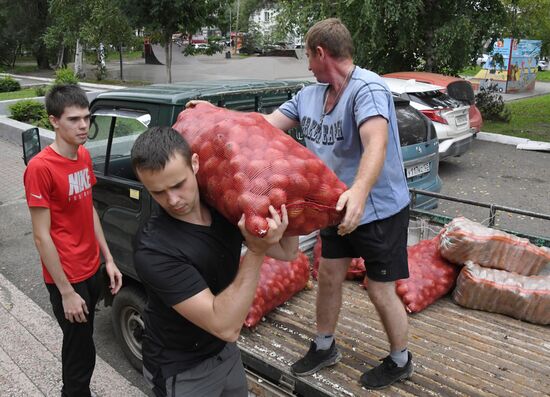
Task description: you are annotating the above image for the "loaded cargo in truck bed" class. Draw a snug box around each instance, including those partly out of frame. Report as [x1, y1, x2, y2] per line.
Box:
[239, 213, 550, 397]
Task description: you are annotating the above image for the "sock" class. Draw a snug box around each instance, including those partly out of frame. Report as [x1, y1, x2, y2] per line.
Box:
[314, 334, 334, 350]
[390, 348, 409, 367]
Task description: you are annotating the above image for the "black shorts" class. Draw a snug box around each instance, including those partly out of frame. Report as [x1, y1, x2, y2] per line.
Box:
[320, 205, 410, 282]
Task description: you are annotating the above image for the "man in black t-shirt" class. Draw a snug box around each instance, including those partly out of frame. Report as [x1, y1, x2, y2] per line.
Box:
[131, 127, 298, 397]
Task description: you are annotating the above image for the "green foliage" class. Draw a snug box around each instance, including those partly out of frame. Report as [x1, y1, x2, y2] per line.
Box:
[537, 70, 550, 82]
[500, 0, 550, 56]
[9, 100, 46, 122]
[34, 86, 48, 97]
[274, 0, 507, 75]
[55, 68, 79, 85]
[0, 76, 21, 92]
[482, 93, 550, 142]
[475, 84, 511, 122]
[0, 88, 39, 100]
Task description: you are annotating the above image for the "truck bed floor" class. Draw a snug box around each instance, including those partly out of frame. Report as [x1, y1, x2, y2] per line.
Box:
[240, 280, 550, 396]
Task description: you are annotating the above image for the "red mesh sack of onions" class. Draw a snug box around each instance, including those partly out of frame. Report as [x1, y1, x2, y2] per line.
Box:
[244, 251, 311, 328]
[363, 236, 459, 313]
[311, 234, 366, 280]
[172, 103, 347, 237]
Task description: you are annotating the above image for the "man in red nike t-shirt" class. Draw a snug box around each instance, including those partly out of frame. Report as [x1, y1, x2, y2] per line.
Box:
[23, 84, 123, 397]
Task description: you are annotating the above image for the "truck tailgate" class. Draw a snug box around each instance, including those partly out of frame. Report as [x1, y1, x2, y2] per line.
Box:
[239, 280, 550, 396]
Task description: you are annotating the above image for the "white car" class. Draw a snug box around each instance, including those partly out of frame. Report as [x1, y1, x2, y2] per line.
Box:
[476, 53, 491, 66]
[192, 43, 209, 50]
[538, 60, 549, 71]
[383, 77, 474, 160]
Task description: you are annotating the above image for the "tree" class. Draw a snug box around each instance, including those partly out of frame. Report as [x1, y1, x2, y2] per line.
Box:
[500, 0, 550, 56]
[0, 0, 51, 69]
[274, 0, 507, 75]
[80, 0, 135, 80]
[120, 0, 223, 83]
[44, 0, 89, 73]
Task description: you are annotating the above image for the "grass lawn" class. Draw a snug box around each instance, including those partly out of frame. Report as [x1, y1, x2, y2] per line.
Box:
[0, 65, 40, 74]
[482, 94, 550, 142]
[536, 70, 550, 82]
[460, 66, 482, 76]
[104, 50, 143, 62]
[0, 88, 42, 101]
[461, 67, 550, 82]
[80, 78, 148, 86]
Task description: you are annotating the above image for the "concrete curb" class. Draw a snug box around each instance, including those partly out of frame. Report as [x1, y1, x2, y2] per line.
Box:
[0, 273, 146, 397]
[476, 131, 550, 151]
[0, 116, 54, 147]
[476, 131, 529, 145]
[1, 73, 126, 91]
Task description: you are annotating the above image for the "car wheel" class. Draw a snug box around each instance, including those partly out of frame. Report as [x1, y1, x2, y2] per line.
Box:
[538, 66, 542, 72]
[111, 286, 146, 371]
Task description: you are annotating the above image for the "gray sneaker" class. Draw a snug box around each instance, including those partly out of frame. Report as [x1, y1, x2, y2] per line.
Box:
[360, 352, 414, 389]
[290, 340, 342, 376]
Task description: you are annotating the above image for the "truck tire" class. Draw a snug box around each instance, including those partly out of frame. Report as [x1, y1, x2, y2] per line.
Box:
[111, 285, 146, 371]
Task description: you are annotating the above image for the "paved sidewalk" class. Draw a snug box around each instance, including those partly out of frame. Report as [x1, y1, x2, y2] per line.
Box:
[0, 272, 146, 397]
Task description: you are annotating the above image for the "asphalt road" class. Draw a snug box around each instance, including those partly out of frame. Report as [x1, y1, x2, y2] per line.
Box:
[435, 139, 549, 238]
[1, 135, 548, 395]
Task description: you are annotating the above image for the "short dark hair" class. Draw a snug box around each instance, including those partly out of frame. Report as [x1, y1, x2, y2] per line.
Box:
[305, 18, 354, 59]
[45, 84, 89, 118]
[131, 126, 193, 174]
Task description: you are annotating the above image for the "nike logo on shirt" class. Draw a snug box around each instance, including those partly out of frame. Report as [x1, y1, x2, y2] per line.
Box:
[31, 193, 43, 199]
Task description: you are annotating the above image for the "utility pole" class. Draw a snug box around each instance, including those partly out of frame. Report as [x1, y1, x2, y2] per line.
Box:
[234, 0, 240, 54]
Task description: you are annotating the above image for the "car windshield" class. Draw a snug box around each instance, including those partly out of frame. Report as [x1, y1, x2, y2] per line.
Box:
[408, 90, 461, 109]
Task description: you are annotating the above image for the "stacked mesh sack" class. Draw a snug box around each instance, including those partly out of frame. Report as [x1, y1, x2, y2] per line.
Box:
[439, 217, 550, 325]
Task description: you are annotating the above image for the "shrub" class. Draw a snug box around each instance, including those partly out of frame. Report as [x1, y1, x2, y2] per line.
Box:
[34, 85, 48, 97]
[54, 68, 78, 85]
[475, 84, 511, 122]
[9, 100, 46, 122]
[0, 76, 21, 92]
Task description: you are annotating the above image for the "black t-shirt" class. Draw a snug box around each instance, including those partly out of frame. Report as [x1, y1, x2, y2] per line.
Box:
[134, 207, 243, 383]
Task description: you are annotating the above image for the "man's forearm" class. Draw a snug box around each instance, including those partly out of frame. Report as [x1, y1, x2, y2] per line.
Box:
[211, 250, 265, 338]
[33, 235, 73, 295]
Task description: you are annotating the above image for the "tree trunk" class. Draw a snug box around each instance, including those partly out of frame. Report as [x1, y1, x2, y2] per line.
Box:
[10, 43, 21, 69]
[34, 42, 51, 70]
[55, 45, 64, 69]
[119, 44, 124, 81]
[74, 39, 84, 77]
[423, 0, 435, 72]
[164, 34, 172, 83]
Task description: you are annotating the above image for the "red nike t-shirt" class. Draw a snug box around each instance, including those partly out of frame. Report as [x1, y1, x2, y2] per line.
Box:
[23, 145, 100, 284]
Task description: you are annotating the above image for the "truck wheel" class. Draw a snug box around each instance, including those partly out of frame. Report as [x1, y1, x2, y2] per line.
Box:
[111, 286, 146, 371]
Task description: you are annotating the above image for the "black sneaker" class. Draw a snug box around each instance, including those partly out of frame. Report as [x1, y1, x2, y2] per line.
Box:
[360, 352, 413, 389]
[290, 340, 342, 376]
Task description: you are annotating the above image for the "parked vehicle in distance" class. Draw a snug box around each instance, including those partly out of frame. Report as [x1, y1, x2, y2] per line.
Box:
[383, 77, 474, 161]
[383, 71, 483, 133]
[538, 59, 549, 71]
[476, 53, 491, 66]
[192, 43, 209, 50]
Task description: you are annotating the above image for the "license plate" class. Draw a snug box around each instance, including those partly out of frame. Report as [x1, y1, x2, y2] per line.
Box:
[406, 163, 430, 178]
[455, 115, 467, 125]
